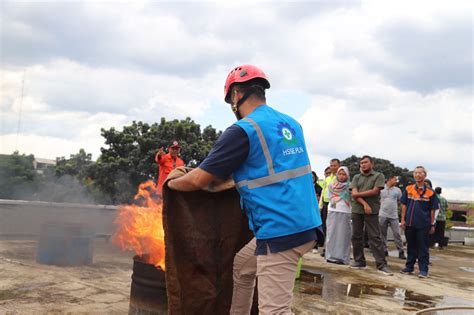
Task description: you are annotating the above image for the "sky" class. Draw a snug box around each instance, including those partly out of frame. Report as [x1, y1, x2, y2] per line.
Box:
[1, 0, 472, 201]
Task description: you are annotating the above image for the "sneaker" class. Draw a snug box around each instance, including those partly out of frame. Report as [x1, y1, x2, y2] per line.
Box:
[378, 266, 393, 276]
[312, 249, 319, 254]
[327, 259, 345, 265]
[398, 252, 407, 260]
[418, 271, 429, 278]
[349, 262, 367, 269]
[320, 249, 325, 258]
[400, 267, 414, 275]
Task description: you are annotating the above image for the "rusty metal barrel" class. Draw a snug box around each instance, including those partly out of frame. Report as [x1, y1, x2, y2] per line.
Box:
[129, 255, 167, 315]
[36, 222, 95, 266]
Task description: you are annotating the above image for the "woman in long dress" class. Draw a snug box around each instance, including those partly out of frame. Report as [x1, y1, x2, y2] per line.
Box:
[325, 166, 352, 265]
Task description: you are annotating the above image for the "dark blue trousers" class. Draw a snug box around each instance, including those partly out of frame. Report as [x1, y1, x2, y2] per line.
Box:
[405, 226, 430, 272]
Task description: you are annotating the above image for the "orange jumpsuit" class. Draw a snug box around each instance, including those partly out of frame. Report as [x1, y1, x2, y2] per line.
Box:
[156, 153, 184, 196]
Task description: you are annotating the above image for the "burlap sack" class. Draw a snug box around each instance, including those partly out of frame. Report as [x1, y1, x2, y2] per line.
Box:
[162, 168, 257, 314]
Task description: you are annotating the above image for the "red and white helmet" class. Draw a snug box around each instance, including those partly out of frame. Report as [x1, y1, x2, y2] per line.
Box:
[224, 64, 270, 103]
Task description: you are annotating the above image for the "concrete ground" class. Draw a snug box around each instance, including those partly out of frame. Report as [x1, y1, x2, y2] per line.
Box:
[0, 239, 473, 314]
[294, 244, 474, 314]
[0, 239, 133, 314]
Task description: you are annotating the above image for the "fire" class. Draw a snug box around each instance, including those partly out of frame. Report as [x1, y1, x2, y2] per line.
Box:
[112, 180, 165, 270]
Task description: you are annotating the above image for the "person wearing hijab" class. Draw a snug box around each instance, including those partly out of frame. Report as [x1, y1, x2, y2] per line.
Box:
[325, 166, 352, 265]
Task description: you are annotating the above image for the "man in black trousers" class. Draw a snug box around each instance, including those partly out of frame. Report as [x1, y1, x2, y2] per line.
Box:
[350, 155, 393, 275]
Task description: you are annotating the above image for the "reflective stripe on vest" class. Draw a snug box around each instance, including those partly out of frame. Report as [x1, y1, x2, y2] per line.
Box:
[243, 117, 275, 175]
[235, 117, 311, 189]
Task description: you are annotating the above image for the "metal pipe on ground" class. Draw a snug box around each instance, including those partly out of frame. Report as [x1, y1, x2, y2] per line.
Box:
[414, 306, 474, 314]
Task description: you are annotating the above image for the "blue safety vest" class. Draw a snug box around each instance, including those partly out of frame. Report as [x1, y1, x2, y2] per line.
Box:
[233, 104, 322, 239]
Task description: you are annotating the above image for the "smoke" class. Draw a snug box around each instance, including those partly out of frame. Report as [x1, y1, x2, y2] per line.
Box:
[11, 174, 96, 204]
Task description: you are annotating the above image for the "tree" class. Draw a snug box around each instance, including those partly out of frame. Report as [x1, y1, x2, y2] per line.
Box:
[0, 151, 38, 199]
[341, 155, 412, 188]
[91, 118, 222, 204]
[55, 148, 93, 180]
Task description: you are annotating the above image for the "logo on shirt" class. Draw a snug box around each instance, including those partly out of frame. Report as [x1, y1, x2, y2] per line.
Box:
[277, 122, 298, 145]
[277, 122, 304, 156]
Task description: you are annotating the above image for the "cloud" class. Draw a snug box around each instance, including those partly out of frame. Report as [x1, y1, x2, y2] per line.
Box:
[0, 0, 472, 201]
[367, 20, 472, 93]
[299, 85, 473, 201]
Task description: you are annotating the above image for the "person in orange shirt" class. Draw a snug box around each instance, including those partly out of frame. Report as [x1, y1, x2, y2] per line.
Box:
[155, 141, 185, 197]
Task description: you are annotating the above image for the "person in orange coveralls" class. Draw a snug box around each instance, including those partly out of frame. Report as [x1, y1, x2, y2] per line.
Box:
[155, 141, 184, 197]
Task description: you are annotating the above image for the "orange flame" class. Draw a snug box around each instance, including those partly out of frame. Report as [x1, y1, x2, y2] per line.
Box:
[112, 180, 165, 270]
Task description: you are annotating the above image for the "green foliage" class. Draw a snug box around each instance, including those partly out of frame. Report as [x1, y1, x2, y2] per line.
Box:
[462, 204, 474, 237]
[462, 215, 473, 238]
[0, 118, 222, 205]
[462, 214, 473, 226]
[91, 118, 222, 204]
[55, 149, 93, 180]
[0, 151, 37, 199]
[445, 209, 454, 230]
[341, 155, 412, 188]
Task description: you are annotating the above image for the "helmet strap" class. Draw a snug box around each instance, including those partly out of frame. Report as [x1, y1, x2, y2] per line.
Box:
[233, 90, 256, 120]
[231, 102, 243, 120]
[231, 84, 264, 120]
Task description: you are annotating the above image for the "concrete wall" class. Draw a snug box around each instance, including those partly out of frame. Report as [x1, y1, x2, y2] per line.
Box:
[1, 199, 472, 243]
[0, 199, 118, 238]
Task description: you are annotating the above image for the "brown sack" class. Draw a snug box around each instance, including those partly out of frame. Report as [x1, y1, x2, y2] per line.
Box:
[162, 169, 255, 314]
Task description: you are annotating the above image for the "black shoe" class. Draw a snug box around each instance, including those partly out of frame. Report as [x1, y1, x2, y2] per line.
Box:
[384, 250, 389, 257]
[378, 266, 393, 276]
[349, 261, 367, 269]
[400, 267, 414, 275]
[320, 249, 325, 258]
[398, 252, 406, 260]
[327, 259, 345, 265]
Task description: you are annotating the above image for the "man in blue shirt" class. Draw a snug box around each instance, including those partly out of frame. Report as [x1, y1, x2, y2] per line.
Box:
[400, 166, 437, 278]
[168, 64, 322, 314]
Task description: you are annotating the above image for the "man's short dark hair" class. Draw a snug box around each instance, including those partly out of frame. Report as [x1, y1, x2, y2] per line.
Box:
[232, 78, 267, 101]
[324, 167, 330, 172]
[360, 155, 373, 163]
[385, 174, 397, 180]
[330, 158, 341, 164]
[435, 187, 442, 194]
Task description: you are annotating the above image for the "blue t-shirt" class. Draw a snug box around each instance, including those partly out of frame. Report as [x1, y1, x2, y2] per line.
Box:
[198, 125, 249, 180]
[198, 124, 319, 255]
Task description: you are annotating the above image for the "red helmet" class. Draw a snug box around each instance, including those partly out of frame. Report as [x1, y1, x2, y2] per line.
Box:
[224, 64, 270, 103]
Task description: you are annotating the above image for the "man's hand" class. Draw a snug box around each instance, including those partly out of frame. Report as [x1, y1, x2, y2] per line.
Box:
[400, 222, 406, 230]
[429, 226, 435, 235]
[167, 167, 216, 192]
[363, 204, 372, 215]
[157, 147, 165, 157]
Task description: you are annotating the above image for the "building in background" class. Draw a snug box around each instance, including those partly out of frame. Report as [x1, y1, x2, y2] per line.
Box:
[33, 158, 56, 174]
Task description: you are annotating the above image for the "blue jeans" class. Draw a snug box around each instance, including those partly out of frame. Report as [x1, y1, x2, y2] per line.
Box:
[405, 226, 430, 272]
